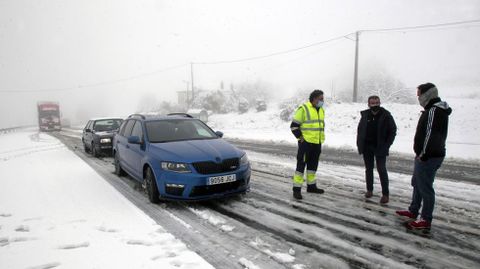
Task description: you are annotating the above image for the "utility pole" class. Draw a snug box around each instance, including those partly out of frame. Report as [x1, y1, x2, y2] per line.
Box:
[190, 62, 195, 107]
[353, 31, 360, 103]
[182, 80, 190, 110]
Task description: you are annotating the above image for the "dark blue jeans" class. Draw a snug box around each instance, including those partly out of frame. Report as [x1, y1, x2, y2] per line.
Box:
[362, 145, 389, 195]
[409, 157, 444, 223]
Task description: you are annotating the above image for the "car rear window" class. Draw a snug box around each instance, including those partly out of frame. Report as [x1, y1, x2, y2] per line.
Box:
[145, 119, 217, 143]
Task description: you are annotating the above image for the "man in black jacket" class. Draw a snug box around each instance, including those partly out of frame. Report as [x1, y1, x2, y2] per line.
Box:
[357, 96, 397, 204]
[396, 83, 452, 230]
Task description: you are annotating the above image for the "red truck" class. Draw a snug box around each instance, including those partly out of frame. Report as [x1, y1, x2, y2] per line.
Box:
[37, 101, 61, 131]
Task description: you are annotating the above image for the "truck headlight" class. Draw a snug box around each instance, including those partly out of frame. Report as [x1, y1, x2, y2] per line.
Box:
[240, 154, 249, 166]
[100, 138, 111, 143]
[161, 162, 191, 173]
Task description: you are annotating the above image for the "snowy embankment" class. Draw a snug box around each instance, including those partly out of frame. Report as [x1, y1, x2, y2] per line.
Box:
[0, 129, 213, 269]
[208, 98, 480, 161]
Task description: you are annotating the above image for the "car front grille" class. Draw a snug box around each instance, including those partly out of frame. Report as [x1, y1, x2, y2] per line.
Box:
[192, 158, 240, 175]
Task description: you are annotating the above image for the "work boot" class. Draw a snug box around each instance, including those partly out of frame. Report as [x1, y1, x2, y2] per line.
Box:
[364, 191, 373, 198]
[293, 187, 303, 200]
[380, 195, 389, 204]
[407, 218, 431, 230]
[395, 210, 417, 220]
[306, 184, 324, 194]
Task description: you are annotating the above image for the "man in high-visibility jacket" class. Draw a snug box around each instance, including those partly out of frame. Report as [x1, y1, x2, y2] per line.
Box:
[290, 89, 326, 199]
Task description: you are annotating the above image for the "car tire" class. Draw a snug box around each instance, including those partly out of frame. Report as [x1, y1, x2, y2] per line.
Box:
[92, 143, 99, 157]
[114, 152, 126, 177]
[145, 167, 160, 204]
[83, 141, 90, 153]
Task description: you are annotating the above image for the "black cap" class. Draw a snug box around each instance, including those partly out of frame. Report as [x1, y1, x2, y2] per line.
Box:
[418, 83, 436, 95]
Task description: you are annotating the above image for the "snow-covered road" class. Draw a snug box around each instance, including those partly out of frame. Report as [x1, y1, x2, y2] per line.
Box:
[2, 128, 479, 269]
[57, 128, 480, 268]
[0, 129, 214, 269]
[227, 139, 480, 184]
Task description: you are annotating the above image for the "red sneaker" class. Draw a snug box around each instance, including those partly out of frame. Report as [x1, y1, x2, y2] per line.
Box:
[395, 210, 417, 219]
[407, 219, 431, 230]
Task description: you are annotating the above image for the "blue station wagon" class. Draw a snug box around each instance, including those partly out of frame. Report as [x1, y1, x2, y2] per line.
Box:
[112, 113, 251, 202]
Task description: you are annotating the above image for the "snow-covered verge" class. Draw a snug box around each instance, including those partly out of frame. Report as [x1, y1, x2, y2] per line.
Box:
[0, 129, 213, 269]
[208, 98, 480, 161]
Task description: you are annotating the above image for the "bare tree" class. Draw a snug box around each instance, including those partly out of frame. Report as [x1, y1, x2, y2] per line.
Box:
[358, 69, 416, 104]
[234, 79, 274, 104]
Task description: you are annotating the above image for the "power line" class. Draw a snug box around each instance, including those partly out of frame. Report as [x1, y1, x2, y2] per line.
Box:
[254, 37, 349, 74]
[361, 19, 480, 33]
[194, 19, 480, 66]
[193, 34, 355, 65]
[2, 19, 480, 94]
[0, 63, 188, 93]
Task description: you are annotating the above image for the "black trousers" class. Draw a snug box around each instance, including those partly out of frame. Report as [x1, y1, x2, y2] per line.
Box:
[296, 141, 322, 174]
[362, 145, 389, 195]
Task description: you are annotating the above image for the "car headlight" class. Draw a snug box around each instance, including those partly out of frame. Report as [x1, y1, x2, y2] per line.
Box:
[161, 162, 191, 173]
[100, 138, 111, 143]
[240, 154, 249, 166]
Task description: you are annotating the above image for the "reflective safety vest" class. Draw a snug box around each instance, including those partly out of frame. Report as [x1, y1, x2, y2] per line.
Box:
[292, 102, 325, 144]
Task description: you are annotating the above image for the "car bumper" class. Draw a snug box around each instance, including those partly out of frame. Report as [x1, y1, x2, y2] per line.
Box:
[94, 144, 113, 155]
[156, 165, 251, 201]
[39, 125, 61, 131]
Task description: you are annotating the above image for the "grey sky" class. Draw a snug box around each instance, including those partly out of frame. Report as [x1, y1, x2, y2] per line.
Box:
[1, 0, 479, 127]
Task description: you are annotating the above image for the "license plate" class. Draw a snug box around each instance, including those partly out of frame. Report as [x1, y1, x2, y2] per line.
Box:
[208, 174, 236, 185]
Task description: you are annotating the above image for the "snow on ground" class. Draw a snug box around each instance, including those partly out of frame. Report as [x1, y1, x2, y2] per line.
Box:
[246, 149, 480, 209]
[208, 98, 480, 161]
[0, 130, 213, 269]
[188, 207, 235, 232]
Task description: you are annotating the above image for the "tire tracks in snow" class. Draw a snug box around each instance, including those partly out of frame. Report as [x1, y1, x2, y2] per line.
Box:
[228, 138, 480, 185]
[210, 179, 480, 268]
[51, 131, 480, 269]
[50, 132, 295, 269]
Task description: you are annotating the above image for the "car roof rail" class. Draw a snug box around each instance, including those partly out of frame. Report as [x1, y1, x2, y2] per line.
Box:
[128, 114, 146, 120]
[167, 113, 194, 118]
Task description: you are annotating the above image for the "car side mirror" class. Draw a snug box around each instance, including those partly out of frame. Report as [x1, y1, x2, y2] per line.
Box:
[85, 128, 91, 133]
[128, 136, 142, 144]
[215, 131, 224, 138]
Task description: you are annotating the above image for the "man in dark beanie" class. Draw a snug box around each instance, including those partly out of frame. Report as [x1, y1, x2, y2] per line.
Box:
[396, 83, 452, 231]
[356, 95, 397, 204]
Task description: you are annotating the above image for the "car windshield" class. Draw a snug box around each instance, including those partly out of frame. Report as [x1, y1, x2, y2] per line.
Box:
[39, 110, 59, 117]
[93, 119, 123, 132]
[146, 119, 218, 143]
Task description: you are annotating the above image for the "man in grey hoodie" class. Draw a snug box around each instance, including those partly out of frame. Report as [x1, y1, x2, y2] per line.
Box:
[396, 83, 452, 230]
